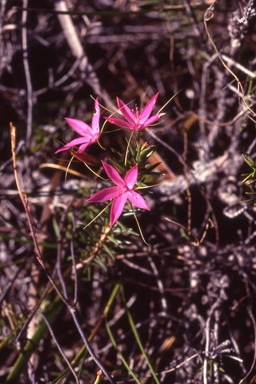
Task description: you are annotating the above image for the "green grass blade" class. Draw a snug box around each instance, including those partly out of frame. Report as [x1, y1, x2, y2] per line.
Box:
[120, 285, 160, 384]
[6, 299, 63, 383]
[105, 320, 142, 384]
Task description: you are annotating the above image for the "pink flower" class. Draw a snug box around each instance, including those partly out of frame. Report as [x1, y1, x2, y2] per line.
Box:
[87, 161, 150, 226]
[56, 98, 100, 154]
[104, 92, 161, 131]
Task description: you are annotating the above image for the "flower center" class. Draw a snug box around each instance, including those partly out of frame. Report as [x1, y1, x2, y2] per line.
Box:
[121, 186, 129, 194]
[116, 185, 131, 197]
[132, 105, 141, 128]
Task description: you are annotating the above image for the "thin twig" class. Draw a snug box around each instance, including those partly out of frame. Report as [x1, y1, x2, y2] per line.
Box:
[238, 272, 256, 384]
[56, 206, 70, 300]
[204, 2, 255, 116]
[21, 0, 34, 148]
[37, 311, 80, 384]
[71, 214, 78, 305]
[70, 309, 116, 384]
[10, 123, 72, 308]
[147, 255, 168, 314]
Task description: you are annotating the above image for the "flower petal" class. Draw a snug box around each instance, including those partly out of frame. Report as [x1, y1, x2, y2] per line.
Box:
[102, 161, 125, 187]
[55, 137, 89, 153]
[117, 98, 135, 125]
[140, 114, 160, 130]
[65, 118, 94, 137]
[91, 98, 100, 135]
[127, 190, 150, 210]
[104, 116, 133, 129]
[124, 165, 138, 189]
[139, 92, 159, 125]
[110, 193, 127, 226]
[87, 186, 120, 203]
[77, 141, 91, 153]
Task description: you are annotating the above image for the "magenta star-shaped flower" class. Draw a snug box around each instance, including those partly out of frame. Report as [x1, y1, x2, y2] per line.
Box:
[87, 161, 150, 226]
[56, 98, 100, 154]
[104, 92, 160, 131]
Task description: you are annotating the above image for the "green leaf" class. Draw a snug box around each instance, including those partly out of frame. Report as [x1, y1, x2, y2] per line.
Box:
[6, 299, 63, 383]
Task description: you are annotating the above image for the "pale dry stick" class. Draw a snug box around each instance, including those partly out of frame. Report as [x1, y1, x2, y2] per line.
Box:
[160, 352, 203, 375]
[161, 349, 242, 379]
[213, 309, 220, 384]
[121, 258, 153, 276]
[0, 83, 22, 93]
[0, 0, 6, 35]
[227, 84, 247, 99]
[198, 53, 218, 152]
[223, 315, 247, 375]
[204, 300, 219, 384]
[54, 0, 116, 111]
[203, 286, 229, 384]
[247, 137, 256, 156]
[54, 0, 85, 67]
[204, 2, 255, 116]
[238, 272, 256, 384]
[108, 294, 137, 328]
[147, 255, 168, 314]
[54, 57, 83, 87]
[229, 0, 256, 57]
[21, 0, 34, 148]
[147, 127, 220, 245]
[221, 54, 256, 79]
[183, 129, 192, 235]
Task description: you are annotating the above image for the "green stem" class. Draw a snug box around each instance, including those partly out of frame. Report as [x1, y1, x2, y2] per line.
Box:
[53, 283, 121, 383]
[6, 299, 63, 383]
[135, 132, 141, 163]
[105, 320, 142, 384]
